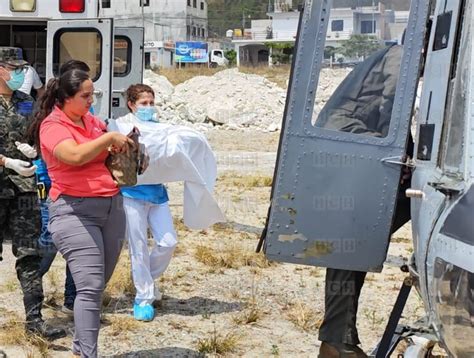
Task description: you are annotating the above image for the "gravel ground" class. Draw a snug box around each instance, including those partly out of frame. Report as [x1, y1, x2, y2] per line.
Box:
[0, 129, 443, 358]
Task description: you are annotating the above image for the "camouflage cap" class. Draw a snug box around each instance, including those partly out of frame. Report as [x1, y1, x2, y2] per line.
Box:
[0, 47, 28, 67]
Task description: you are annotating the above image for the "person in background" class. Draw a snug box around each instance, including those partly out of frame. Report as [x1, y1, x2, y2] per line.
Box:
[14, 48, 44, 99]
[19, 65, 44, 99]
[0, 46, 66, 340]
[117, 84, 177, 322]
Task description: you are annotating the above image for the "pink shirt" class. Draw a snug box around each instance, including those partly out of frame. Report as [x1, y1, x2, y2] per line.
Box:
[40, 106, 119, 201]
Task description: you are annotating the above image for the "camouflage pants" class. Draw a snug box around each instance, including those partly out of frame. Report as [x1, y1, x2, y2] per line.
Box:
[0, 193, 44, 321]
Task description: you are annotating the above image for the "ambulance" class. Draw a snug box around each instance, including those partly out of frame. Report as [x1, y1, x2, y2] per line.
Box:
[0, 0, 144, 119]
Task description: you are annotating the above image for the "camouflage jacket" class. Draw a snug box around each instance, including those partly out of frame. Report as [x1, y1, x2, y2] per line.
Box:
[0, 91, 36, 198]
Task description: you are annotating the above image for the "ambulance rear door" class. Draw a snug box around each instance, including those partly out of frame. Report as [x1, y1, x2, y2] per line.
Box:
[46, 19, 114, 119]
[112, 27, 144, 119]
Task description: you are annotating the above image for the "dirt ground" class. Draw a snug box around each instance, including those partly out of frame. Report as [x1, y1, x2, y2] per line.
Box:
[0, 130, 443, 357]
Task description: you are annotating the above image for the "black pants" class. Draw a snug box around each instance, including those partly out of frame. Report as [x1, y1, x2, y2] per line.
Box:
[0, 193, 44, 322]
[319, 190, 411, 345]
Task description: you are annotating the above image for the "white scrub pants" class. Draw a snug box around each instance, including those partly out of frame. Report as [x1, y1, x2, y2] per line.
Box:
[123, 197, 177, 305]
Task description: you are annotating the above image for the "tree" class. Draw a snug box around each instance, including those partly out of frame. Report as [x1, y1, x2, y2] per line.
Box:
[225, 49, 237, 66]
[340, 34, 383, 60]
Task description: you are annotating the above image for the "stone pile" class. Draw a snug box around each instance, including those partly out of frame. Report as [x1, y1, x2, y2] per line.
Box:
[143, 67, 348, 132]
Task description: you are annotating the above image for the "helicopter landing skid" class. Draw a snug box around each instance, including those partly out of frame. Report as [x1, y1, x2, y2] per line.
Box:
[370, 276, 413, 357]
[369, 276, 438, 357]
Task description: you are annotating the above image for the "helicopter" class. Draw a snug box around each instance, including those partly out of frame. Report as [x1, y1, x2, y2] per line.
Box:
[258, 0, 473, 356]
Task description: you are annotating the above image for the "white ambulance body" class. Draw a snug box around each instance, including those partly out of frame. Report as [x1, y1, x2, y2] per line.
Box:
[0, 0, 144, 119]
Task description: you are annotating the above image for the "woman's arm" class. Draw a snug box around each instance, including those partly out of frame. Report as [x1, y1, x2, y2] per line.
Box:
[53, 132, 132, 166]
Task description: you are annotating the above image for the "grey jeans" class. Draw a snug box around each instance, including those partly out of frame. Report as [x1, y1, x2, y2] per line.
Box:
[49, 194, 125, 358]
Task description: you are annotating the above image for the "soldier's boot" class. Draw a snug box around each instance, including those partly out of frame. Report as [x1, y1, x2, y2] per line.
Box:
[23, 285, 66, 340]
[25, 318, 67, 340]
[318, 342, 368, 358]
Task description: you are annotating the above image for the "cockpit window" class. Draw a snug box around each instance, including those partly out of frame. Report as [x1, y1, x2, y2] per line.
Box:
[439, 0, 471, 176]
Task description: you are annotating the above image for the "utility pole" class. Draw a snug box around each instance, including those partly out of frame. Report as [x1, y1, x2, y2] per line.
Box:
[372, 0, 375, 35]
[242, 10, 245, 30]
[141, 0, 145, 31]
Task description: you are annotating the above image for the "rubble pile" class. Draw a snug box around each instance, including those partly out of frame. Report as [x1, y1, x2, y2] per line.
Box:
[143, 70, 174, 103]
[143, 67, 348, 132]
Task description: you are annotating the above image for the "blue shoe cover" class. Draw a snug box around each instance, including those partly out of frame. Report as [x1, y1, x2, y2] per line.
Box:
[133, 301, 155, 321]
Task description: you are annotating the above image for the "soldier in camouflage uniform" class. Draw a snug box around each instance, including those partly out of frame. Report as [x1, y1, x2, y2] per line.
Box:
[0, 47, 66, 340]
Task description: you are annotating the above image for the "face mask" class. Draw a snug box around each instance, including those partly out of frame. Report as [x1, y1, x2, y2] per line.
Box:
[135, 105, 157, 122]
[6, 70, 25, 91]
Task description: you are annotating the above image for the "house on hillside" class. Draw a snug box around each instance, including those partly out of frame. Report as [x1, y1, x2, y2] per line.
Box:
[231, 0, 407, 66]
[99, 0, 208, 68]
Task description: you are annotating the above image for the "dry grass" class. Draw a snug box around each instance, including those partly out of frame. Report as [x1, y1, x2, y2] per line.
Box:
[43, 268, 63, 308]
[0, 313, 50, 357]
[219, 173, 273, 188]
[233, 280, 264, 325]
[211, 222, 236, 234]
[105, 252, 135, 298]
[196, 327, 240, 355]
[157, 67, 224, 86]
[363, 308, 384, 329]
[239, 65, 291, 89]
[103, 252, 135, 310]
[2, 279, 19, 292]
[173, 217, 190, 233]
[309, 267, 324, 278]
[104, 314, 140, 337]
[285, 301, 322, 332]
[194, 244, 271, 269]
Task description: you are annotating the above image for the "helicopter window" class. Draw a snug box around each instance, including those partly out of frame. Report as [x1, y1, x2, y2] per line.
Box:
[433, 258, 474, 357]
[311, 1, 409, 139]
[439, 0, 470, 175]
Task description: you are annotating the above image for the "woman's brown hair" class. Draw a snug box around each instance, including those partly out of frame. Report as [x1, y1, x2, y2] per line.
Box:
[125, 84, 155, 111]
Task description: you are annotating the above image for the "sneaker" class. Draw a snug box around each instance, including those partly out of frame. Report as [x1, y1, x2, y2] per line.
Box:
[61, 305, 74, 316]
[133, 302, 155, 322]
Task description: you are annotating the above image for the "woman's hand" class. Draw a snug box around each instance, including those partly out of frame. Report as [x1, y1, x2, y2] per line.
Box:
[108, 132, 135, 154]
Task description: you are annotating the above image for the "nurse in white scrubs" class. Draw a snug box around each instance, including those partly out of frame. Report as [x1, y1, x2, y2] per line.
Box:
[118, 84, 177, 322]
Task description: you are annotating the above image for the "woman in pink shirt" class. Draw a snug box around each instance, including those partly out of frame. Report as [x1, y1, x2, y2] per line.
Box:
[29, 69, 133, 358]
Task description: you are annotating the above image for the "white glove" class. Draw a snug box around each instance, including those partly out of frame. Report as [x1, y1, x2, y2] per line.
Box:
[4, 158, 37, 177]
[15, 141, 37, 159]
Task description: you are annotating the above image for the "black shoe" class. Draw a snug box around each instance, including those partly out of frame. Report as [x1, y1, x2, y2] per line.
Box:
[26, 319, 67, 340]
[318, 341, 368, 358]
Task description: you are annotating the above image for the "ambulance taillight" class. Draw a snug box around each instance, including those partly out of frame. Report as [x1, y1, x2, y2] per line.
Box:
[10, 0, 36, 12]
[59, 0, 85, 13]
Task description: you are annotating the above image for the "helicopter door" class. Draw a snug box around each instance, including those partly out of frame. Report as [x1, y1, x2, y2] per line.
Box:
[261, 0, 430, 272]
[46, 19, 114, 119]
[111, 27, 144, 119]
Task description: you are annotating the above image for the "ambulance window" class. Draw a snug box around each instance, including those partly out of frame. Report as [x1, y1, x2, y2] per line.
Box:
[440, 1, 470, 175]
[114, 37, 131, 77]
[53, 29, 102, 81]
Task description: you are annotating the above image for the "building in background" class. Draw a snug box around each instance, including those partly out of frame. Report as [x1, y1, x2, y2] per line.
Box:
[99, 0, 208, 68]
[232, 0, 408, 67]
